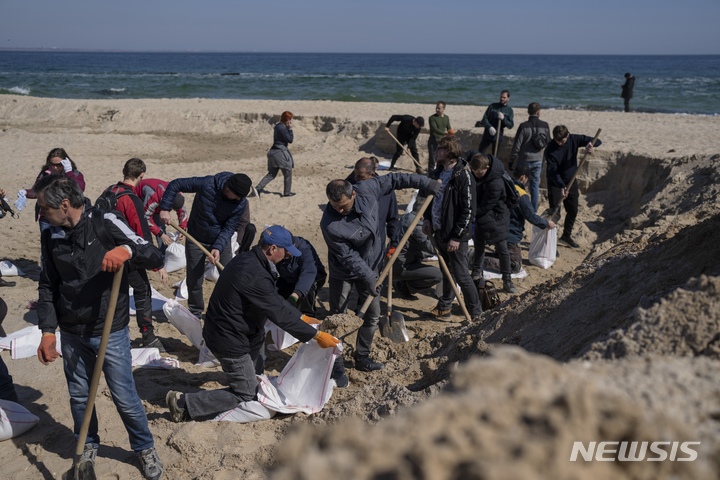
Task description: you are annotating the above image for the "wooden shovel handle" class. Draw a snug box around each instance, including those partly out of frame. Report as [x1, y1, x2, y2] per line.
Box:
[428, 236, 473, 322]
[565, 128, 602, 192]
[169, 221, 225, 271]
[386, 128, 424, 171]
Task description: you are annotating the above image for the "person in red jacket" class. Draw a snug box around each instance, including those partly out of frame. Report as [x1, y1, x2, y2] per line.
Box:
[103, 158, 164, 350]
[135, 177, 189, 250]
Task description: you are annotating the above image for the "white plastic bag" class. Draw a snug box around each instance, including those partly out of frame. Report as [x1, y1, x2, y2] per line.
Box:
[0, 400, 39, 441]
[173, 278, 188, 301]
[161, 299, 218, 367]
[164, 241, 186, 273]
[529, 225, 557, 269]
[0, 260, 24, 277]
[265, 320, 300, 352]
[204, 262, 220, 282]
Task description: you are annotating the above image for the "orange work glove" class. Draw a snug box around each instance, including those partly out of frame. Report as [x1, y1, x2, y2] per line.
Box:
[301, 314, 322, 325]
[385, 246, 397, 260]
[102, 246, 131, 272]
[314, 331, 340, 349]
[38, 333, 59, 365]
[447, 129, 455, 136]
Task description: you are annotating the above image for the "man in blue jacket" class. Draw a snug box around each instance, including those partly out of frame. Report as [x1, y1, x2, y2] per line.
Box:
[321, 173, 441, 372]
[544, 125, 602, 248]
[159, 172, 252, 318]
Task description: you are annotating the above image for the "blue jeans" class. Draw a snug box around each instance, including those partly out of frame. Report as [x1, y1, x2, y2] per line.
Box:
[60, 327, 154, 452]
[520, 160, 542, 212]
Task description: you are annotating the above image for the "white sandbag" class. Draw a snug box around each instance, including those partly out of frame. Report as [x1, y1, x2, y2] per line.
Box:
[0, 260, 24, 277]
[482, 269, 529, 280]
[0, 325, 38, 350]
[529, 225, 557, 269]
[131, 348, 180, 369]
[0, 399, 39, 441]
[405, 189, 420, 214]
[129, 287, 171, 315]
[173, 278, 188, 301]
[1, 327, 61, 360]
[230, 231, 240, 257]
[213, 399, 275, 423]
[197, 342, 220, 368]
[164, 241, 186, 273]
[204, 262, 220, 282]
[265, 320, 300, 352]
[259, 340, 340, 414]
[162, 299, 203, 349]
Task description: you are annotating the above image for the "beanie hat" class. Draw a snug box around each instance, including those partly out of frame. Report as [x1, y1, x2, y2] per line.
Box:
[226, 173, 252, 198]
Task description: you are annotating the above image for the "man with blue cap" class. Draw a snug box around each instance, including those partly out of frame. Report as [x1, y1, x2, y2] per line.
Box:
[165, 225, 340, 423]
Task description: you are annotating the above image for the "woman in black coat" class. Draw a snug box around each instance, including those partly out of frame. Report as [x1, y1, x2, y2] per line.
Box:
[468, 153, 517, 294]
[256, 111, 296, 197]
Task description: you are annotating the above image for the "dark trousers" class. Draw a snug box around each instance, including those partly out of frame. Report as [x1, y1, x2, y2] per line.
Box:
[257, 167, 293, 195]
[185, 239, 233, 318]
[481, 242, 522, 274]
[127, 265, 152, 331]
[478, 131, 504, 155]
[434, 234, 482, 317]
[471, 233, 512, 278]
[624, 98, 631, 112]
[548, 182, 580, 237]
[390, 133, 419, 170]
[237, 223, 257, 255]
[328, 276, 380, 358]
[277, 274, 326, 316]
[397, 263, 442, 293]
[427, 136, 439, 172]
[0, 355, 18, 403]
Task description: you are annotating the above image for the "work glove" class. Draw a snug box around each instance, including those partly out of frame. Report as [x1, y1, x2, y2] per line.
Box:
[428, 180, 442, 196]
[488, 126, 497, 137]
[101, 246, 132, 272]
[38, 333, 59, 364]
[61, 158, 73, 173]
[447, 129, 455, 136]
[497, 112, 504, 120]
[385, 246, 396, 261]
[314, 331, 340, 349]
[301, 314, 322, 325]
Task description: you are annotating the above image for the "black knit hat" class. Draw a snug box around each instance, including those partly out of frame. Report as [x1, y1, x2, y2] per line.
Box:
[225, 173, 252, 198]
[414, 116, 425, 127]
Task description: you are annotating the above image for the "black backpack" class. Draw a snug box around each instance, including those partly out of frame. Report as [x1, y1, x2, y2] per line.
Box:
[501, 172, 519, 209]
[530, 118, 549, 150]
[92, 184, 134, 249]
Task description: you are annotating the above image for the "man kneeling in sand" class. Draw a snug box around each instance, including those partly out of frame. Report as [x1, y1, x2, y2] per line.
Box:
[166, 226, 339, 422]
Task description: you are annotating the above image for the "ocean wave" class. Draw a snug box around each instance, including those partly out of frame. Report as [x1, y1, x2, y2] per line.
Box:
[96, 88, 127, 95]
[2, 86, 31, 95]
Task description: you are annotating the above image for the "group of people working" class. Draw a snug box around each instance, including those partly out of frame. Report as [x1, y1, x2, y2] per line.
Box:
[0, 97, 602, 478]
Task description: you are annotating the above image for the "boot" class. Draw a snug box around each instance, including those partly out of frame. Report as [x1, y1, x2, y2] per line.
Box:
[502, 274, 518, 294]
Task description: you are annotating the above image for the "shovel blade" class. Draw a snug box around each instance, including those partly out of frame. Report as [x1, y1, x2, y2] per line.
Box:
[541, 206, 562, 223]
[63, 459, 97, 480]
[378, 315, 390, 338]
[388, 310, 409, 343]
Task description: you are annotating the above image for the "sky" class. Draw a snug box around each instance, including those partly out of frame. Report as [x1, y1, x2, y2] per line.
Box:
[1, 0, 719, 55]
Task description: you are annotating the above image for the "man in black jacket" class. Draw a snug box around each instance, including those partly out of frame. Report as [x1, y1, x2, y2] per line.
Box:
[35, 174, 164, 480]
[544, 125, 602, 248]
[423, 136, 482, 319]
[385, 114, 425, 173]
[165, 225, 339, 423]
[509, 102, 551, 212]
[621, 72, 635, 112]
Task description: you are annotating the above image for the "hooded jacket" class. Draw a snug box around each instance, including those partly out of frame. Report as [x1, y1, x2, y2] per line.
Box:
[508, 178, 549, 244]
[474, 154, 510, 244]
[425, 158, 476, 243]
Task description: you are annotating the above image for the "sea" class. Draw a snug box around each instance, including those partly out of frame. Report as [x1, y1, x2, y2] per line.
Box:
[1, 51, 719, 115]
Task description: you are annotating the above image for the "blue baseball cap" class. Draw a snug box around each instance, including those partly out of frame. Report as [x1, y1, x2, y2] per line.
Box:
[261, 225, 301, 257]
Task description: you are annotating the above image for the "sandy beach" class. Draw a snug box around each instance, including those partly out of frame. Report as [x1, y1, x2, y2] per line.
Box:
[1, 94, 719, 479]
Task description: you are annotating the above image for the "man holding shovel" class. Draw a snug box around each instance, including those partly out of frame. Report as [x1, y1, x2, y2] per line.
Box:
[321, 174, 441, 372]
[544, 125, 602, 248]
[158, 172, 252, 319]
[385, 114, 425, 173]
[477, 90, 514, 155]
[35, 175, 164, 479]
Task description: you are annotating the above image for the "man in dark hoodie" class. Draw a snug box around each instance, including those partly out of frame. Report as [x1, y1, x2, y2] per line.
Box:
[468, 152, 517, 294]
[385, 114, 425, 173]
[621, 72, 635, 112]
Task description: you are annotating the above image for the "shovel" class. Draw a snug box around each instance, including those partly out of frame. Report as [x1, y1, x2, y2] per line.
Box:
[493, 117, 502, 157]
[386, 128, 425, 173]
[169, 221, 225, 271]
[428, 235, 473, 322]
[379, 268, 409, 343]
[544, 128, 602, 223]
[67, 266, 124, 480]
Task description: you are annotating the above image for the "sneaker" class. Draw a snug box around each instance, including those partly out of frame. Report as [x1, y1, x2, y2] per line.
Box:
[331, 357, 349, 388]
[0, 278, 16, 287]
[354, 356, 384, 372]
[79, 442, 98, 465]
[503, 279, 518, 294]
[558, 235, 580, 248]
[137, 447, 164, 480]
[430, 305, 452, 319]
[282, 192, 297, 197]
[165, 390, 189, 423]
